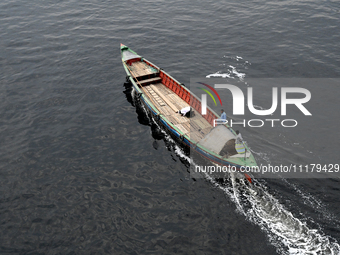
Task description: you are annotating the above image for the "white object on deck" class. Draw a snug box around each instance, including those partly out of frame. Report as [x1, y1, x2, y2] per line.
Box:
[180, 106, 191, 115]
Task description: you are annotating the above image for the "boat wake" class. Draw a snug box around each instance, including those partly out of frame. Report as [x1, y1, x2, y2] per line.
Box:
[130, 85, 340, 255]
[206, 174, 340, 255]
[206, 67, 245, 80]
[206, 55, 250, 80]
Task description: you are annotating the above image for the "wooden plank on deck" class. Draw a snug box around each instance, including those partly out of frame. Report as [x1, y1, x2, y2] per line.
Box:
[150, 85, 178, 113]
[175, 124, 189, 134]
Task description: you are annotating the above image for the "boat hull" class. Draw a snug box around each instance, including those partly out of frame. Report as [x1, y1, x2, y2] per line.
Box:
[121, 44, 257, 181]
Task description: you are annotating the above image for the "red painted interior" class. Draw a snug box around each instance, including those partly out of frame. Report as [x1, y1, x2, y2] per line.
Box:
[144, 60, 217, 126]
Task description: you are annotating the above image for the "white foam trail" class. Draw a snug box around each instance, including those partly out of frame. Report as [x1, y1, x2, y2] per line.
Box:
[131, 86, 136, 98]
[206, 71, 232, 78]
[206, 56, 249, 80]
[228, 65, 245, 80]
[245, 185, 340, 254]
[206, 66, 245, 80]
[205, 67, 245, 80]
[173, 144, 191, 162]
[180, 152, 340, 254]
[202, 171, 340, 255]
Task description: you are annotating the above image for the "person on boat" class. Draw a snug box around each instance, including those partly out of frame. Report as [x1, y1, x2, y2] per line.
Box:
[178, 106, 191, 117]
[220, 109, 227, 120]
[235, 130, 246, 154]
[235, 130, 243, 144]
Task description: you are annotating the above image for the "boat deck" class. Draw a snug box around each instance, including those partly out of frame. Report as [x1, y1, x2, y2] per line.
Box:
[128, 60, 238, 155]
[143, 83, 213, 144]
[122, 48, 253, 163]
[129, 61, 158, 78]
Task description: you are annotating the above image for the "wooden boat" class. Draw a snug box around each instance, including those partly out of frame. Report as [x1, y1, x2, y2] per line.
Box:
[121, 44, 257, 182]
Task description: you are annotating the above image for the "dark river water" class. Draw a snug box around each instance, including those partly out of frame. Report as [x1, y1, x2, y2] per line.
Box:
[1, 0, 339, 254]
